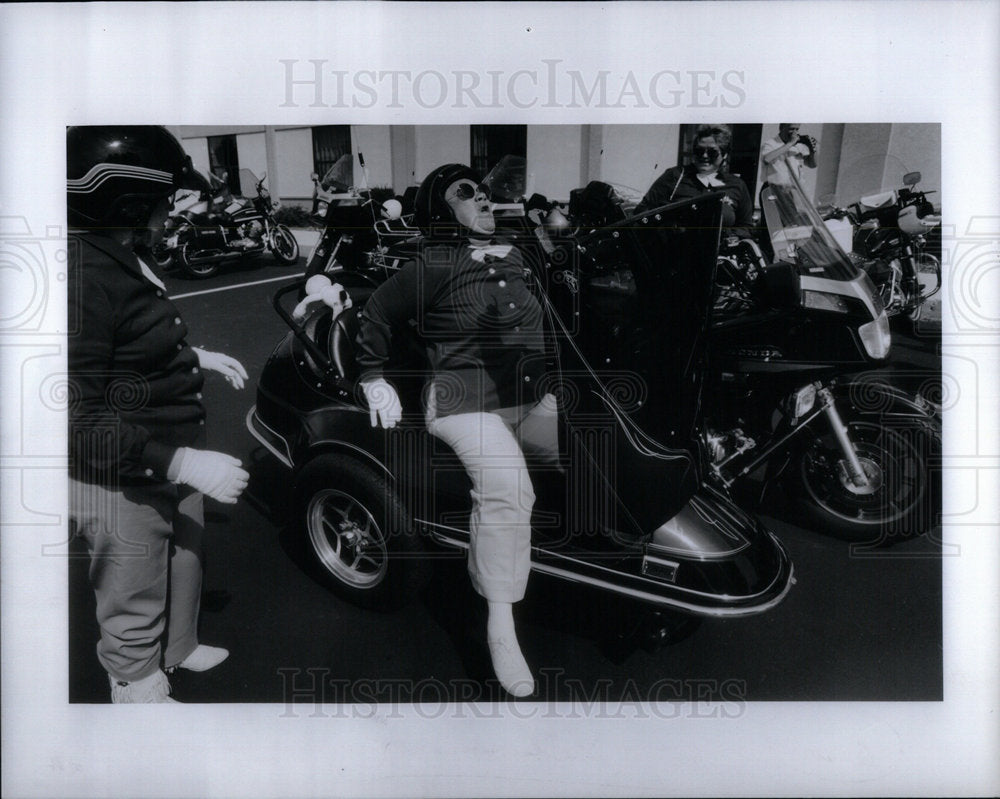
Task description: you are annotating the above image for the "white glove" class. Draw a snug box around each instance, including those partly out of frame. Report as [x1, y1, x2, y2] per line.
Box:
[192, 348, 248, 390]
[174, 448, 249, 504]
[360, 378, 402, 429]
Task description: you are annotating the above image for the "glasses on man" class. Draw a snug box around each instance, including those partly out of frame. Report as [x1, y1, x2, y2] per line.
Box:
[446, 180, 487, 201]
[693, 146, 721, 160]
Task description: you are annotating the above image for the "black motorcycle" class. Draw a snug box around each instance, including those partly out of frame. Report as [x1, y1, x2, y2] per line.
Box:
[820, 171, 942, 321]
[248, 188, 794, 637]
[707, 172, 940, 540]
[175, 169, 299, 279]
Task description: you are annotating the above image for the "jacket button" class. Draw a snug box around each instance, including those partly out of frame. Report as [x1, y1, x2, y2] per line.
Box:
[144, 468, 153, 477]
[524, 376, 531, 382]
[174, 317, 182, 325]
[199, 420, 205, 426]
[488, 267, 496, 275]
[508, 302, 516, 309]
[156, 291, 163, 298]
[498, 280, 507, 288]
[196, 393, 203, 400]
[192, 367, 199, 374]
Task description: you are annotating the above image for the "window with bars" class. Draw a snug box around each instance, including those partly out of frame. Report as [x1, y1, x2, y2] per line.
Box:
[207, 135, 240, 194]
[312, 125, 353, 186]
[470, 125, 527, 178]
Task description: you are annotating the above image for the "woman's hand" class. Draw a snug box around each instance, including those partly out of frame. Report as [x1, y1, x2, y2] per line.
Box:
[360, 378, 402, 428]
[192, 348, 248, 390]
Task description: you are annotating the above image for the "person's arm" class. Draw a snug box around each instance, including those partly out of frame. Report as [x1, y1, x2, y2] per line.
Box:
[728, 178, 754, 239]
[637, 166, 683, 213]
[68, 272, 178, 479]
[354, 258, 430, 427]
[761, 137, 801, 166]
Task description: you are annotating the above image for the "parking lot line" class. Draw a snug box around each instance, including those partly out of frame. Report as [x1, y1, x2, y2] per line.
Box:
[170, 272, 305, 301]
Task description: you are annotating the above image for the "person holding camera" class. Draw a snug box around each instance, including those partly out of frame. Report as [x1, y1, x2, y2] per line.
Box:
[761, 123, 818, 185]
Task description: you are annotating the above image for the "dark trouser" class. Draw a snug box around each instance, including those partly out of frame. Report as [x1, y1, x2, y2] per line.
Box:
[70, 479, 204, 682]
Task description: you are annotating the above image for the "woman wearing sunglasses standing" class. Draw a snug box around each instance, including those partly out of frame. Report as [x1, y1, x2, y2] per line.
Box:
[353, 164, 559, 698]
[637, 124, 753, 240]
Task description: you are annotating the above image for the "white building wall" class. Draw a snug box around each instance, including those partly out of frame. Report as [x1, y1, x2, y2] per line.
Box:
[885, 123, 942, 205]
[352, 126, 393, 189]
[275, 127, 315, 200]
[414, 126, 470, 182]
[184, 138, 211, 179]
[526, 126, 584, 202]
[592, 125, 681, 198]
[235, 131, 268, 192]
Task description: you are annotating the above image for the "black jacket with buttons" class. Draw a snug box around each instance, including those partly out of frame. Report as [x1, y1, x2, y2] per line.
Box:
[68, 232, 206, 485]
[355, 241, 548, 417]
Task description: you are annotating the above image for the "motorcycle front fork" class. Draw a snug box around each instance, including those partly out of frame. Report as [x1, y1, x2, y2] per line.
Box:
[816, 387, 870, 487]
[714, 386, 870, 490]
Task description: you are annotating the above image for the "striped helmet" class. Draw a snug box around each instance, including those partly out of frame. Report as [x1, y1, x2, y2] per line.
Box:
[67, 126, 203, 227]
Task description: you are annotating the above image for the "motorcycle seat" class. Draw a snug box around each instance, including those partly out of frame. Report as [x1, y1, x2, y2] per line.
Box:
[327, 305, 362, 380]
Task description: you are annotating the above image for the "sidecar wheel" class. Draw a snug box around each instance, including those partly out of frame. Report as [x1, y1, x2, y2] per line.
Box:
[271, 224, 300, 265]
[294, 454, 429, 608]
[177, 243, 220, 279]
[789, 420, 933, 542]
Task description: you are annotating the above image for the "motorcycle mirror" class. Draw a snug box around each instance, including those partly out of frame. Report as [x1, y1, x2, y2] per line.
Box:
[903, 171, 921, 187]
[759, 261, 800, 309]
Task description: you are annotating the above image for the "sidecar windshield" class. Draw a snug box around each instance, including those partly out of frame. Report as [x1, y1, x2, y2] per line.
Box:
[761, 169, 858, 281]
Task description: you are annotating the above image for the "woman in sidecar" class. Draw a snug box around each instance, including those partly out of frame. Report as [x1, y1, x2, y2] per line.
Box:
[247, 166, 794, 698]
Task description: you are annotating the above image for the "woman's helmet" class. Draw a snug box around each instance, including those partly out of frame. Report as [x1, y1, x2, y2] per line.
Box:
[67, 126, 205, 228]
[413, 163, 482, 237]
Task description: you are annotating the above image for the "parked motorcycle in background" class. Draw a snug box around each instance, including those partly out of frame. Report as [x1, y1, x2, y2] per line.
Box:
[821, 170, 942, 322]
[151, 171, 229, 270]
[174, 169, 299, 279]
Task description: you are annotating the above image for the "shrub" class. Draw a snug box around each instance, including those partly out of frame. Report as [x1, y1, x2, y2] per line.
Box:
[273, 205, 315, 228]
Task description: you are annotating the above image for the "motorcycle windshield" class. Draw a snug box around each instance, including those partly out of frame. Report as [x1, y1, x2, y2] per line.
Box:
[237, 169, 260, 198]
[550, 193, 725, 452]
[321, 154, 354, 192]
[481, 154, 528, 202]
[761, 168, 858, 281]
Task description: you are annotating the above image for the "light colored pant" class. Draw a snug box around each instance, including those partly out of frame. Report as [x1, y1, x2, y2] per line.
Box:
[70, 478, 204, 682]
[427, 396, 559, 602]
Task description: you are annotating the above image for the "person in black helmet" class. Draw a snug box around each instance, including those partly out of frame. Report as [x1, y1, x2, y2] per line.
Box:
[353, 163, 558, 698]
[67, 126, 249, 703]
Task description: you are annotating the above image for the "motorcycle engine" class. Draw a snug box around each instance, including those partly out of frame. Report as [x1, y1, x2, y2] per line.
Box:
[238, 221, 264, 240]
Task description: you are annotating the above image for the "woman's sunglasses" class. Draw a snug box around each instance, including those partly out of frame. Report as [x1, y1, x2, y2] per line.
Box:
[693, 146, 721, 160]
[447, 180, 487, 201]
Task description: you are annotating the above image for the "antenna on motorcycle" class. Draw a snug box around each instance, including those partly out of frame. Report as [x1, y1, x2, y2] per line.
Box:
[357, 152, 379, 228]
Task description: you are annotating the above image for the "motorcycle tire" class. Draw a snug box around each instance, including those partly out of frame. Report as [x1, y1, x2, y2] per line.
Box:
[177, 243, 221, 279]
[270, 224, 300, 265]
[151, 244, 174, 270]
[293, 453, 430, 609]
[787, 417, 935, 543]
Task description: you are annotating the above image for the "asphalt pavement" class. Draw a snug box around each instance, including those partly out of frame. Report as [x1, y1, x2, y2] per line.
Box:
[69, 250, 944, 704]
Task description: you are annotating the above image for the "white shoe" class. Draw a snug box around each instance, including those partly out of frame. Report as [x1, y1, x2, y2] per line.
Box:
[175, 644, 229, 672]
[109, 670, 178, 703]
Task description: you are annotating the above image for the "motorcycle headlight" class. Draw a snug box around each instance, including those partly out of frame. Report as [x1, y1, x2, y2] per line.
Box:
[858, 312, 891, 359]
[801, 290, 850, 313]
